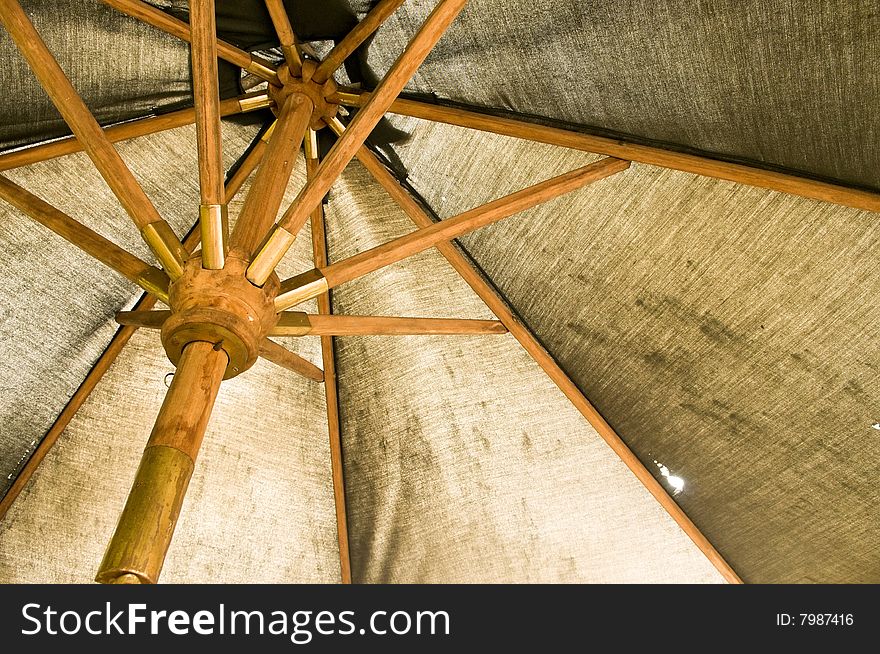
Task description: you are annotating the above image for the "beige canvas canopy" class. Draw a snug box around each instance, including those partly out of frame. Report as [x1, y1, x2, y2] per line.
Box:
[0, 0, 876, 584]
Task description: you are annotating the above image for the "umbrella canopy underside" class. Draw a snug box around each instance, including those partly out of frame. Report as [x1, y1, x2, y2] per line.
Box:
[0, 0, 877, 583]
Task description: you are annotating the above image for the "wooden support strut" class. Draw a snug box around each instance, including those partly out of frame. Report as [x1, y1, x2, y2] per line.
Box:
[230, 94, 313, 257]
[115, 310, 171, 329]
[246, 0, 469, 286]
[258, 339, 325, 382]
[0, 174, 170, 301]
[271, 312, 507, 336]
[96, 340, 228, 584]
[275, 156, 629, 311]
[116, 309, 506, 336]
[312, 0, 406, 84]
[264, 0, 303, 74]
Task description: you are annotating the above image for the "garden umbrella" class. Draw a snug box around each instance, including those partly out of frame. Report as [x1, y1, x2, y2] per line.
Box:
[0, 0, 876, 584]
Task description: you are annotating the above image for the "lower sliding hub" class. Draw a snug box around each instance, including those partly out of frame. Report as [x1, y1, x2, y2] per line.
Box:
[161, 253, 280, 379]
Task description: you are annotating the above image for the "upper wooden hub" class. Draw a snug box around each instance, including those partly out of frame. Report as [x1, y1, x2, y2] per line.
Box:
[269, 60, 340, 129]
[161, 254, 280, 379]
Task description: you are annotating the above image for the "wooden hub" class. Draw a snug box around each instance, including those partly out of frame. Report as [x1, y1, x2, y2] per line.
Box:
[161, 254, 280, 379]
[270, 60, 340, 129]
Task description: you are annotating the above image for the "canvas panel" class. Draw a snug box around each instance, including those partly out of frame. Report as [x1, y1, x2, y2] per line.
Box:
[386, 116, 879, 583]
[0, 119, 725, 583]
[2, 0, 875, 584]
[0, 329, 340, 583]
[361, 0, 880, 191]
[323, 159, 725, 583]
[0, 0, 193, 151]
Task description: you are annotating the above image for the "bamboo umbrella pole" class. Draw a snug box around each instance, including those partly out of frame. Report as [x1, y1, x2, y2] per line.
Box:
[0, 175, 171, 301]
[275, 157, 628, 310]
[224, 121, 276, 204]
[258, 339, 325, 382]
[190, 0, 227, 270]
[96, 340, 228, 584]
[230, 95, 312, 257]
[264, 0, 303, 74]
[247, 0, 469, 286]
[312, 0, 406, 84]
[333, 89, 880, 215]
[0, 0, 187, 279]
[346, 144, 744, 585]
[100, 0, 279, 84]
[0, 92, 271, 172]
[304, 130, 352, 584]
[271, 312, 507, 336]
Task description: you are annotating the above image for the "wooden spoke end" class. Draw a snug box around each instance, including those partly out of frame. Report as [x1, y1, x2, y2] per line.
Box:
[274, 269, 328, 311]
[199, 204, 228, 269]
[141, 221, 187, 280]
[247, 226, 298, 287]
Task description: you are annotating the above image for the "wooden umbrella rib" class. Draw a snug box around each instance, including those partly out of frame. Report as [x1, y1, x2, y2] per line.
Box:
[230, 95, 313, 256]
[0, 0, 187, 279]
[100, 0, 279, 85]
[350, 143, 743, 584]
[0, 93, 271, 173]
[258, 339, 325, 382]
[334, 90, 880, 214]
[275, 156, 628, 310]
[190, 0, 227, 269]
[264, 0, 303, 74]
[305, 129, 352, 584]
[190, 0, 225, 206]
[312, 0, 406, 84]
[0, 174, 170, 301]
[247, 0, 469, 286]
